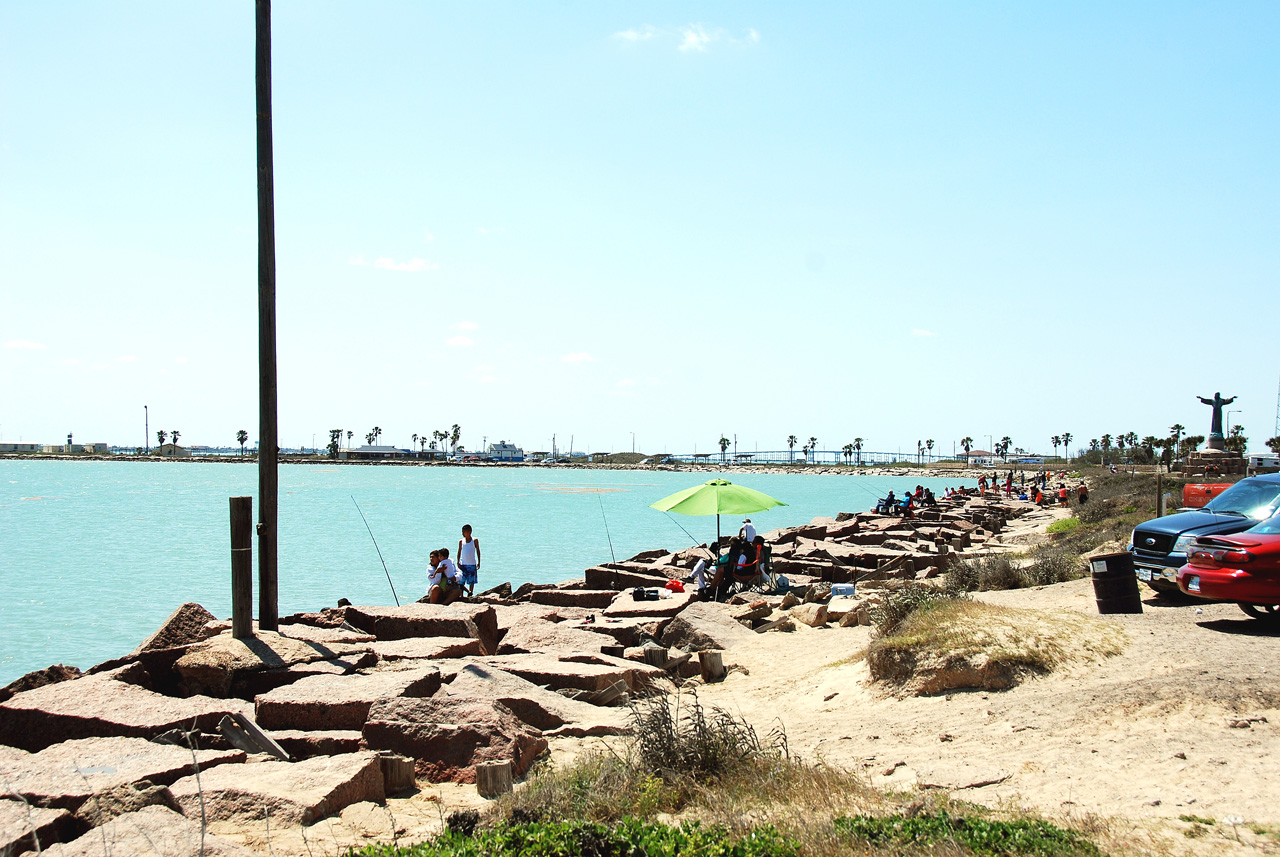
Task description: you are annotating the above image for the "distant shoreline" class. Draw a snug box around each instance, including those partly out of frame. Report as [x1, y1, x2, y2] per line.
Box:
[0, 452, 1044, 481]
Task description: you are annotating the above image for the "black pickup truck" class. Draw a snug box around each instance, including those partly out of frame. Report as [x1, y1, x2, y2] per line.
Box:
[1129, 473, 1280, 592]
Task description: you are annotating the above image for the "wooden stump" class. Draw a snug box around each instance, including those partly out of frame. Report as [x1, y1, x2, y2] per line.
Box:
[476, 760, 513, 798]
[378, 753, 416, 795]
[642, 647, 669, 668]
[600, 644, 626, 658]
[698, 650, 726, 683]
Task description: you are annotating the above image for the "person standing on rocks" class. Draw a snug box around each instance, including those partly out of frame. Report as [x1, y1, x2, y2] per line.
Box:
[740, 518, 756, 542]
[457, 524, 481, 597]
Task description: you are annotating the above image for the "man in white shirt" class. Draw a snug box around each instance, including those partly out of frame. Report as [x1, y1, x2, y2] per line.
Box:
[428, 549, 463, 604]
[740, 518, 756, 542]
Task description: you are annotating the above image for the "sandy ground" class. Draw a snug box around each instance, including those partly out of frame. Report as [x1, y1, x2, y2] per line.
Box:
[212, 497, 1280, 856]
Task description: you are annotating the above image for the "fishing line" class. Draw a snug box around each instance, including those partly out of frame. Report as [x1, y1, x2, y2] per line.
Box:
[663, 512, 716, 557]
[351, 496, 400, 606]
[596, 491, 617, 564]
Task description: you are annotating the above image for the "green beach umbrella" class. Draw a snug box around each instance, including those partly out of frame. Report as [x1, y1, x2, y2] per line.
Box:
[650, 478, 787, 542]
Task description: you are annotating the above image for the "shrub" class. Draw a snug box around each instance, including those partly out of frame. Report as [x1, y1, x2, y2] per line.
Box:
[946, 556, 1027, 593]
[872, 582, 966, 636]
[1023, 546, 1082, 586]
[1046, 518, 1080, 534]
[835, 811, 1102, 857]
[353, 819, 802, 857]
[631, 690, 786, 783]
[1078, 498, 1120, 524]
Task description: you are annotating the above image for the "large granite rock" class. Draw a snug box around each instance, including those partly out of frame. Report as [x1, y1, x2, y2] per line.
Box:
[40, 805, 255, 856]
[602, 588, 697, 619]
[659, 602, 758, 651]
[0, 673, 252, 752]
[363, 697, 547, 783]
[368, 637, 483, 661]
[254, 665, 442, 731]
[528, 589, 617, 609]
[230, 652, 379, 699]
[496, 618, 612, 655]
[169, 751, 385, 826]
[172, 631, 373, 698]
[0, 798, 76, 856]
[442, 664, 629, 736]
[131, 602, 217, 654]
[266, 730, 363, 760]
[342, 604, 498, 654]
[0, 736, 243, 811]
[584, 565, 669, 591]
[0, 663, 82, 704]
[478, 654, 653, 693]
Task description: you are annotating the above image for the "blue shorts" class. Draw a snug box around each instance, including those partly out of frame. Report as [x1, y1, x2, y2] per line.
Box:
[459, 564, 478, 586]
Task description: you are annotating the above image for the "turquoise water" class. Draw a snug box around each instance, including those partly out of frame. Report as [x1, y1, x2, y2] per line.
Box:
[0, 460, 965, 683]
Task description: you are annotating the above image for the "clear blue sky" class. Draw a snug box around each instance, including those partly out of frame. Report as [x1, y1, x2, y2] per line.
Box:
[3, 2, 1277, 456]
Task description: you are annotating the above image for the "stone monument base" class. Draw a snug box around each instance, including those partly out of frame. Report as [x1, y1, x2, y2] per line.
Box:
[1182, 448, 1246, 479]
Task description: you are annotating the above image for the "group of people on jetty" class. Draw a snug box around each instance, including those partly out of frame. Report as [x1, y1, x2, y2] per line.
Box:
[426, 524, 481, 604]
[422, 470, 1089, 607]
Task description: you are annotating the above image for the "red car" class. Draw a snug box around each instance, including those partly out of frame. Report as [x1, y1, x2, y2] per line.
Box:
[1177, 515, 1280, 622]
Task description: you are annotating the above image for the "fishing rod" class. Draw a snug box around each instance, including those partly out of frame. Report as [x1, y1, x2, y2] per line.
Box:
[351, 496, 400, 606]
[595, 491, 620, 590]
[663, 512, 717, 558]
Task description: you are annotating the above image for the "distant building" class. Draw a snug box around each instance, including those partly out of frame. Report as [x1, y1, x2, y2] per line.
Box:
[338, 445, 406, 460]
[0, 442, 40, 453]
[40, 443, 108, 454]
[154, 443, 191, 458]
[487, 441, 524, 462]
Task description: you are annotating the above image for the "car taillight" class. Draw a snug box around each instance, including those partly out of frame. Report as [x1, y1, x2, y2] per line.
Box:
[1223, 550, 1253, 564]
[1188, 549, 1220, 568]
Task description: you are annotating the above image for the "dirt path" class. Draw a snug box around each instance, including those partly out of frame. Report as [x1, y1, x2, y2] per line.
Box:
[691, 579, 1280, 850]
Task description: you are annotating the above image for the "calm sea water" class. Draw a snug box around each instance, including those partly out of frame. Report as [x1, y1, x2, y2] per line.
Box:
[0, 460, 966, 684]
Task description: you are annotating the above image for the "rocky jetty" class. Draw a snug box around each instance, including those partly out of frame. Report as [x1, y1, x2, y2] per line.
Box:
[0, 491, 1043, 855]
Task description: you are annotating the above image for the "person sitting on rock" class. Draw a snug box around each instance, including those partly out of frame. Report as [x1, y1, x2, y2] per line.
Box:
[875, 491, 896, 515]
[428, 548, 463, 604]
[688, 541, 720, 592]
[709, 537, 744, 602]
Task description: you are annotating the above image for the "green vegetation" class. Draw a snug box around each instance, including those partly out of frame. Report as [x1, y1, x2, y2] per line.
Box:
[835, 811, 1101, 857]
[346, 691, 1107, 857]
[351, 819, 800, 857]
[1178, 814, 1214, 825]
[1046, 517, 1080, 534]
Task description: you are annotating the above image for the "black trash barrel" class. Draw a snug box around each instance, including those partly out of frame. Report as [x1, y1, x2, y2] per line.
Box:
[1090, 552, 1143, 614]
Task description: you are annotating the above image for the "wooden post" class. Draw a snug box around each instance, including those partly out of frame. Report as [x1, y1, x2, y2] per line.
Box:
[642, 648, 669, 668]
[1156, 472, 1163, 517]
[256, 0, 279, 632]
[698, 650, 726, 683]
[476, 760, 513, 798]
[378, 753, 416, 795]
[230, 496, 253, 639]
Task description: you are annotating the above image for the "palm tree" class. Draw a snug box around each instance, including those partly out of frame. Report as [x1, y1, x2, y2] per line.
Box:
[374, 426, 382, 445]
[1115, 433, 1126, 462]
[419, 435, 427, 455]
[842, 443, 854, 465]
[718, 435, 730, 464]
[237, 429, 248, 456]
[170, 431, 180, 453]
[450, 424, 461, 454]
[1169, 423, 1185, 453]
[916, 440, 923, 465]
[346, 430, 353, 449]
[1051, 435, 1061, 461]
[925, 439, 934, 462]
[787, 435, 797, 463]
[853, 437, 863, 466]
[412, 433, 418, 453]
[808, 437, 817, 463]
[960, 436, 974, 461]
[156, 430, 167, 449]
[1061, 432, 1073, 462]
[1000, 436, 1012, 461]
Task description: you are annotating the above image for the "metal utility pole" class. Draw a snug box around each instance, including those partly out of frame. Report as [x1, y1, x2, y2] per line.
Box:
[256, 0, 279, 631]
[144, 405, 149, 452]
